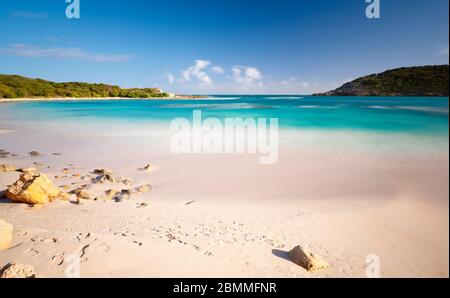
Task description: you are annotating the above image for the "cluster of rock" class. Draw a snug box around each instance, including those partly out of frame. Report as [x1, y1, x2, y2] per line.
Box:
[0, 159, 155, 278]
[1, 164, 153, 205]
[68, 168, 152, 204]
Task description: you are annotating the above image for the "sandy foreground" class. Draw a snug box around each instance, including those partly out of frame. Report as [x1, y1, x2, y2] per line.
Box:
[0, 126, 448, 278]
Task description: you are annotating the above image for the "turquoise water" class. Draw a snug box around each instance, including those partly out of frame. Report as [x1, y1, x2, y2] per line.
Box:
[0, 95, 448, 136]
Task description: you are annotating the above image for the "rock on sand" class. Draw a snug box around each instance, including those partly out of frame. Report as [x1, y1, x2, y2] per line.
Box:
[288, 246, 330, 272]
[6, 171, 65, 204]
[0, 263, 43, 278]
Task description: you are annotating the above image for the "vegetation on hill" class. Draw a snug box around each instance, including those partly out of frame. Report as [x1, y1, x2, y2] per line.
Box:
[314, 65, 449, 96]
[0, 74, 169, 99]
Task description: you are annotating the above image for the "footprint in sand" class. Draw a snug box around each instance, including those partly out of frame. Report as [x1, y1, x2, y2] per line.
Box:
[15, 231, 28, 237]
[40, 238, 58, 244]
[136, 202, 148, 208]
[51, 253, 65, 266]
[130, 240, 143, 246]
[96, 243, 111, 252]
[24, 248, 39, 256]
[116, 231, 135, 237]
[78, 244, 90, 262]
[74, 232, 94, 242]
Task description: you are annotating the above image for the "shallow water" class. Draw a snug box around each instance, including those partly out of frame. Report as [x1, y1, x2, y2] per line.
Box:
[0, 95, 448, 157]
[1, 95, 448, 134]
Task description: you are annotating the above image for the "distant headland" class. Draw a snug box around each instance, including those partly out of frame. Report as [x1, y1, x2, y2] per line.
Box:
[314, 65, 449, 97]
[0, 74, 204, 100]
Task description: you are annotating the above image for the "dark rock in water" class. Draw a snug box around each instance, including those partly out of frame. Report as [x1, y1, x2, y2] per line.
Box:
[51, 153, 62, 156]
[29, 151, 40, 156]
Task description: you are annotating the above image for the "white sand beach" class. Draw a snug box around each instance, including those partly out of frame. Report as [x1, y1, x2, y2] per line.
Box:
[0, 122, 448, 277]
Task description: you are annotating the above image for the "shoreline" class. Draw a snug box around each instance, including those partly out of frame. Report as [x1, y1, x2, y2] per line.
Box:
[0, 95, 208, 103]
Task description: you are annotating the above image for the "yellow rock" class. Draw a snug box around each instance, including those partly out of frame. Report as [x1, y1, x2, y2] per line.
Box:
[0, 219, 13, 251]
[6, 172, 64, 205]
[288, 246, 330, 272]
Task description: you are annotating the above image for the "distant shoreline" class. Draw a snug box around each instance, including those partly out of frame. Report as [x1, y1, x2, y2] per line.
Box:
[0, 95, 207, 103]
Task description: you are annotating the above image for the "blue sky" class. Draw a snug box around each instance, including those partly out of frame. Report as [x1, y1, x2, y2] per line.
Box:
[0, 0, 448, 94]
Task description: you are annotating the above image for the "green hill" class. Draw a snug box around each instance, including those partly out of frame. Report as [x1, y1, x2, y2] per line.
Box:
[314, 65, 449, 96]
[0, 74, 169, 99]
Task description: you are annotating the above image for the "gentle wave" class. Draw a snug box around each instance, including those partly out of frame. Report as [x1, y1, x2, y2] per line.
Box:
[366, 105, 394, 110]
[163, 104, 217, 108]
[296, 105, 340, 109]
[196, 97, 242, 100]
[266, 96, 304, 100]
[394, 106, 449, 113]
[163, 103, 274, 110]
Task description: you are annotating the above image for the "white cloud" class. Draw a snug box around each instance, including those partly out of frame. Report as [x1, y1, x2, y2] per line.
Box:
[0, 44, 131, 62]
[245, 67, 262, 80]
[276, 77, 311, 90]
[11, 11, 48, 19]
[165, 73, 175, 84]
[211, 66, 224, 74]
[181, 59, 212, 84]
[162, 61, 325, 94]
[232, 66, 262, 85]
